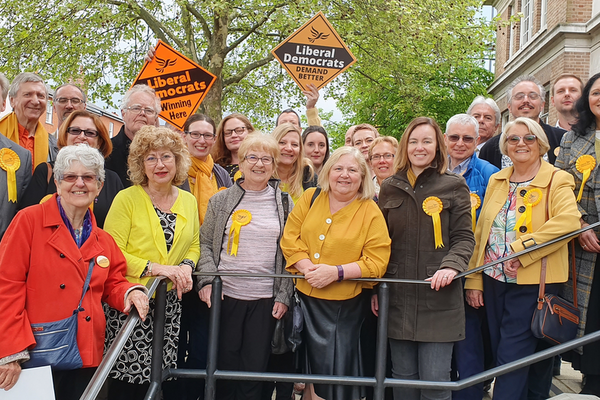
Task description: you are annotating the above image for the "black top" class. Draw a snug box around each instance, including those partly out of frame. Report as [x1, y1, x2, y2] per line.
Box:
[18, 162, 124, 228]
[479, 120, 566, 169]
[105, 126, 133, 188]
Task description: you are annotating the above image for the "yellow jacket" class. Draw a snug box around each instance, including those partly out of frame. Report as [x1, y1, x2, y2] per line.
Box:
[104, 185, 200, 288]
[465, 161, 580, 291]
[281, 188, 391, 300]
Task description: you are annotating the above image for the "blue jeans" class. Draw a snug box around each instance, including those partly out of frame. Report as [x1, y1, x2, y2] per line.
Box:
[389, 339, 454, 400]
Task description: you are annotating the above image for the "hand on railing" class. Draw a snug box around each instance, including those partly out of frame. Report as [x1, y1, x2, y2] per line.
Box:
[426, 268, 458, 291]
[124, 289, 149, 321]
[504, 259, 521, 279]
[151, 263, 193, 299]
[579, 222, 600, 253]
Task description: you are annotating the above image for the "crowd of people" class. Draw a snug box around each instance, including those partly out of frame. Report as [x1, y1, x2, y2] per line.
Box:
[0, 68, 598, 400]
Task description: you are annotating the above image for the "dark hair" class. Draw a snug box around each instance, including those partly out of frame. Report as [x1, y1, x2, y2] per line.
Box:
[212, 113, 255, 166]
[301, 125, 330, 165]
[572, 72, 600, 136]
[275, 108, 301, 127]
[184, 113, 216, 133]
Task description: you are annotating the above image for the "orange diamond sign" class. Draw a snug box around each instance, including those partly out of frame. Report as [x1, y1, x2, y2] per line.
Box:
[132, 40, 217, 129]
[272, 11, 356, 91]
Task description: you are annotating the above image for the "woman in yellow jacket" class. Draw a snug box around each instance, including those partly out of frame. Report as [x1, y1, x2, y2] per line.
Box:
[104, 126, 200, 400]
[465, 118, 580, 400]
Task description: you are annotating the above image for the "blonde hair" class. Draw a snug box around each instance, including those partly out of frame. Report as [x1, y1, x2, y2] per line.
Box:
[500, 117, 550, 157]
[368, 136, 399, 160]
[318, 146, 375, 201]
[271, 123, 314, 200]
[127, 126, 191, 186]
[238, 134, 280, 171]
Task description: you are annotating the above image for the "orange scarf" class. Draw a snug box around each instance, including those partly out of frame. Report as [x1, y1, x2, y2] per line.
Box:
[0, 112, 48, 168]
[188, 155, 218, 225]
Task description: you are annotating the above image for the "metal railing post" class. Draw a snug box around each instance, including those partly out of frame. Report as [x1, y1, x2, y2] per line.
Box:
[204, 277, 223, 400]
[374, 283, 390, 400]
[144, 279, 168, 400]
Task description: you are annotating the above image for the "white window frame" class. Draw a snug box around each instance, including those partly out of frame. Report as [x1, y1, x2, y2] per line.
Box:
[45, 101, 53, 124]
[109, 122, 114, 138]
[520, 0, 535, 46]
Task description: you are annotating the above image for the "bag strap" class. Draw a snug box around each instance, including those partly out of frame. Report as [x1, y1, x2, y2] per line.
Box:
[75, 259, 95, 313]
[571, 239, 578, 308]
[282, 192, 290, 224]
[310, 186, 321, 208]
[537, 170, 558, 309]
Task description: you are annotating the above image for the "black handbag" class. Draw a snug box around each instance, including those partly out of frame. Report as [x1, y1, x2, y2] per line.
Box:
[22, 259, 95, 370]
[530, 174, 580, 345]
[271, 289, 303, 354]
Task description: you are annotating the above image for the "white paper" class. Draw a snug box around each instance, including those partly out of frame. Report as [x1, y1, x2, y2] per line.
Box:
[0, 365, 55, 400]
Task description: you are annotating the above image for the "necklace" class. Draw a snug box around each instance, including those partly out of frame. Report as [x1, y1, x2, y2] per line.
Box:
[149, 191, 174, 213]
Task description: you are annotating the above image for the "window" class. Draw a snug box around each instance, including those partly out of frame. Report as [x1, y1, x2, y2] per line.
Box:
[508, 4, 514, 58]
[502, 110, 511, 132]
[45, 102, 53, 124]
[109, 122, 114, 138]
[541, 83, 550, 123]
[520, 0, 535, 46]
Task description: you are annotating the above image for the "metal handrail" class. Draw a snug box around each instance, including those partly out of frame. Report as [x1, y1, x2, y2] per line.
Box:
[79, 277, 167, 400]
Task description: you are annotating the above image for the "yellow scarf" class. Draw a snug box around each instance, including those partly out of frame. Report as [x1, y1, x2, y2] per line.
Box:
[407, 168, 417, 187]
[189, 155, 218, 225]
[0, 112, 48, 168]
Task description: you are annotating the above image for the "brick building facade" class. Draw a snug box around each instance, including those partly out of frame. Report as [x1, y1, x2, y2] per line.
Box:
[486, 0, 600, 128]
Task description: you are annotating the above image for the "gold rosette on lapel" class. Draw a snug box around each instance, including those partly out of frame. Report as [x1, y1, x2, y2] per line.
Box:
[0, 148, 20, 202]
[227, 209, 252, 256]
[470, 193, 481, 232]
[423, 196, 444, 249]
[576, 155, 596, 202]
[514, 188, 542, 233]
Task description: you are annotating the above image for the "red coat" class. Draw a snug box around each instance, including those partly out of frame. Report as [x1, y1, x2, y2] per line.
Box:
[0, 195, 140, 367]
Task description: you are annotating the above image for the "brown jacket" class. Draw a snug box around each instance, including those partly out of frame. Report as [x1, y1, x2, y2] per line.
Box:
[379, 167, 475, 342]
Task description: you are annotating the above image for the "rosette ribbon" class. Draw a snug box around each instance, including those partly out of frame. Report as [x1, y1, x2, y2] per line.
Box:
[576, 155, 596, 202]
[514, 188, 542, 233]
[0, 148, 20, 202]
[470, 193, 481, 232]
[423, 196, 444, 249]
[227, 210, 252, 256]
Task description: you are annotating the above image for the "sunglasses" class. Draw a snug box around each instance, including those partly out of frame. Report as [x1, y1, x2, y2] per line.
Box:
[60, 174, 98, 183]
[447, 134, 476, 144]
[507, 134, 537, 145]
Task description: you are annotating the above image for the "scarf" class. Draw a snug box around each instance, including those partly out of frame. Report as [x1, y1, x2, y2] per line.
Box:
[57, 196, 93, 248]
[0, 112, 49, 168]
[407, 168, 417, 187]
[189, 155, 218, 225]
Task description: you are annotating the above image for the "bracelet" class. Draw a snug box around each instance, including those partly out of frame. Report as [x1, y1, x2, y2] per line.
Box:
[148, 262, 153, 276]
[336, 265, 344, 282]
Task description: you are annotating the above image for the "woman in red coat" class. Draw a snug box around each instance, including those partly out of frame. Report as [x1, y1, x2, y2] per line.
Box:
[0, 145, 149, 400]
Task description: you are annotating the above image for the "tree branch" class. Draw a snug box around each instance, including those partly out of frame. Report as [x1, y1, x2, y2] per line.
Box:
[185, 3, 212, 43]
[180, 3, 199, 63]
[223, 54, 274, 86]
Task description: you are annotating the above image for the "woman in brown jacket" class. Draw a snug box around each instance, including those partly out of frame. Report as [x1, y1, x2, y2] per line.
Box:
[375, 117, 475, 400]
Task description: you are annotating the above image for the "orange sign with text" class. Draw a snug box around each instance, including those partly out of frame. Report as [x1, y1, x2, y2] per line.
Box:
[132, 40, 217, 129]
[271, 12, 356, 91]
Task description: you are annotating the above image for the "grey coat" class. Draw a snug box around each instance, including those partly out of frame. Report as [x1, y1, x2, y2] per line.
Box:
[195, 178, 294, 306]
[555, 125, 598, 338]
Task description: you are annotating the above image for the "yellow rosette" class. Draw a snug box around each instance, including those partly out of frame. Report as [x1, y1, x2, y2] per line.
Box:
[422, 196, 444, 249]
[0, 148, 21, 202]
[470, 193, 481, 232]
[227, 209, 252, 256]
[514, 188, 542, 233]
[576, 155, 596, 202]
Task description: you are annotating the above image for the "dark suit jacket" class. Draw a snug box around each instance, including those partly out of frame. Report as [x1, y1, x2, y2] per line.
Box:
[105, 126, 132, 188]
[0, 135, 32, 240]
[479, 120, 566, 169]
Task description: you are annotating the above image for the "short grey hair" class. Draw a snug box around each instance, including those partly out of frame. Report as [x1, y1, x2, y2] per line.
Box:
[8, 72, 47, 99]
[507, 75, 545, 104]
[54, 144, 106, 186]
[467, 95, 501, 126]
[0, 72, 9, 101]
[120, 84, 161, 114]
[54, 83, 87, 103]
[445, 114, 479, 137]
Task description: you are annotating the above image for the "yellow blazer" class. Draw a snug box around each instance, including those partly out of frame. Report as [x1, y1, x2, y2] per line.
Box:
[465, 161, 580, 291]
[104, 185, 200, 288]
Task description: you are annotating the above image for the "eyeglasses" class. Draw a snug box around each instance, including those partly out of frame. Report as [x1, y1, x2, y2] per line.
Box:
[447, 134, 476, 144]
[145, 154, 175, 165]
[512, 92, 540, 101]
[67, 127, 99, 137]
[245, 155, 273, 165]
[224, 127, 247, 137]
[60, 174, 98, 183]
[507, 134, 537, 145]
[354, 138, 375, 147]
[125, 105, 157, 117]
[55, 97, 85, 105]
[184, 131, 215, 141]
[371, 153, 395, 161]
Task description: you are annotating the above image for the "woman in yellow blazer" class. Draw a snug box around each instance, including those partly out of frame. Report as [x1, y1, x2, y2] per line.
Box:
[103, 126, 200, 400]
[465, 118, 580, 400]
[281, 146, 391, 400]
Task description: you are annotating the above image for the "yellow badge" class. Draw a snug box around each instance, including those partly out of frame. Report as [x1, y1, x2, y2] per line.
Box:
[422, 196, 444, 249]
[470, 193, 481, 232]
[514, 188, 543, 233]
[96, 255, 110, 268]
[233, 170, 243, 182]
[227, 210, 252, 256]
[0, 148, 21, 202]
[576, 155, 596, 202]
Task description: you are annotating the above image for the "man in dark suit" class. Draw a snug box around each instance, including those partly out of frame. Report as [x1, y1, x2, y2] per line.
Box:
[0, 72, 32, 240]
[479, 75, 566, 169]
